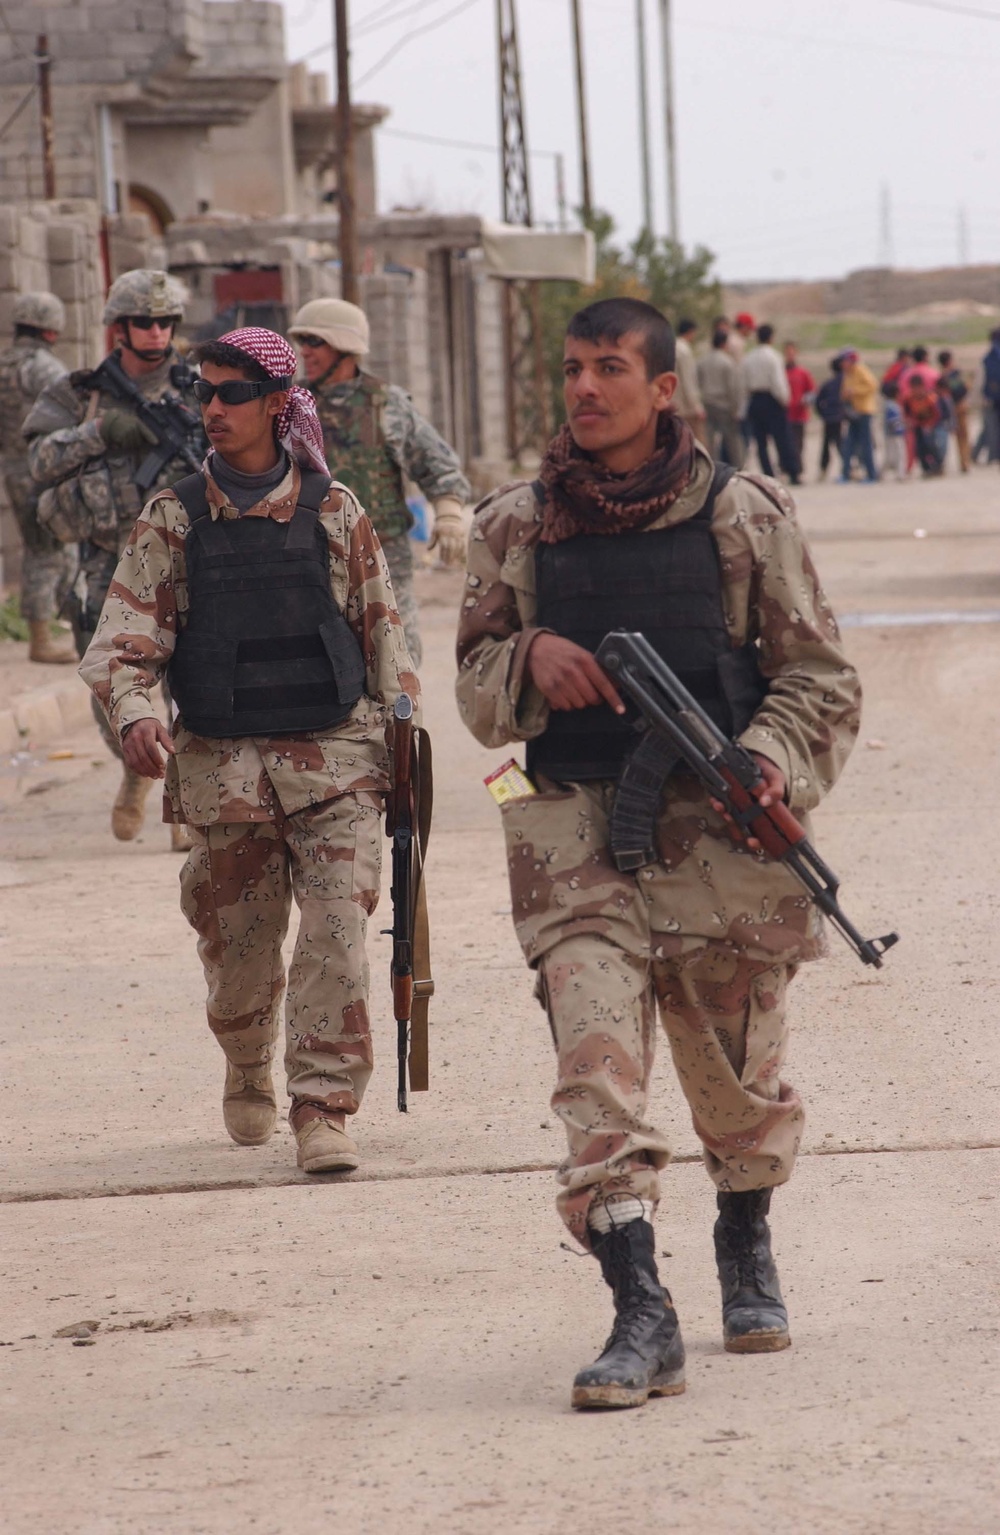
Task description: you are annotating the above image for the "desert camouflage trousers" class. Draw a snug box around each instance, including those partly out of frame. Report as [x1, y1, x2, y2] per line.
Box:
[179, 794, 382, 1126]
[501, 779, 808, 1251]
[538, 937, 801, 1249]
[381, 531, 421, 669]
[3, 462, 77, 623]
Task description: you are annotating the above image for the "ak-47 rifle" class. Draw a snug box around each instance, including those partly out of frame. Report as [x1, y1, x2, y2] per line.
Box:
[595, 631, 899, 969]
[90, 352, 205, 491]
[385, 694, 434, 1111]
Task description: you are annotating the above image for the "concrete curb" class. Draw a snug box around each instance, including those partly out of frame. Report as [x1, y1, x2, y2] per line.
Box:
[0, 673, 92, 754]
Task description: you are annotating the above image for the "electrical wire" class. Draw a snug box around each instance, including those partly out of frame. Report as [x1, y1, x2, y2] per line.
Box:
[882, 0, 1000, 18]
[382, 124, 560, 160]
[293, 0, 469, 65]
[354, 0, 483, 86]
[0, 0, 27, 57]
[0, 83, 37, 142]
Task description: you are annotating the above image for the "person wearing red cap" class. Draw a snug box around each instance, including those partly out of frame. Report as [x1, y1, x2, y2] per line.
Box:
[80, 327, 418, 1176]
[726, 312, 755, 365]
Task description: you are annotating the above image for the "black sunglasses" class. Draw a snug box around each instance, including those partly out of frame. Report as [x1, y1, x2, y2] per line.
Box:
[193, 375, 293, 405]
[295, 334, 327, 349]
[127, 315, 181, 330]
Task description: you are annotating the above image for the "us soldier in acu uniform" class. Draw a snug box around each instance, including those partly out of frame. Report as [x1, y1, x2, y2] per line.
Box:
[289, 298, 471, 666]
[80, 328, 416, 1176]
[24, 268, 203, 847]
[0, 291, 75, 663]
[456, 298, 861, 1411]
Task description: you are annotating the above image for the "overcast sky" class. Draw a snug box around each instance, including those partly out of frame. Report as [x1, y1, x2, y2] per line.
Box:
[275, 0, 1000, 283]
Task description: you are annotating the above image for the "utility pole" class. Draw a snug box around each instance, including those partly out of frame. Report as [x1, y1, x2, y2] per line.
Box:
[878, 181, 893, 268]
[569, 0, 592, 223]
[35, 34, 56, 200]
[555, 151, 568, 231]
[635, 0, 653, 237]
[497, 0, 549, 464]
[657, 0, 678, 242]
[333, 0, 358, 304]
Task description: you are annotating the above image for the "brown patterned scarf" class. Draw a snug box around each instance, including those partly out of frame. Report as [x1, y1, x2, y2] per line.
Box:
[537, 409, 696, 543]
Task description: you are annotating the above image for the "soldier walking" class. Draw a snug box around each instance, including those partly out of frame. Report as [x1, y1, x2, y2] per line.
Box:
[288, 298, 471, 666]
[456, 298, 861, 1410]
[79, 328, 416, 1173]
[0, 292, 76, 663]
[24, 269, 204, 846]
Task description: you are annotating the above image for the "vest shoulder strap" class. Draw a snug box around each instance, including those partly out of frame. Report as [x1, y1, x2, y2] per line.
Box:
[693, 461, 736, 523]
[297, 468, 332, 513]
[172, 472, 211, 522]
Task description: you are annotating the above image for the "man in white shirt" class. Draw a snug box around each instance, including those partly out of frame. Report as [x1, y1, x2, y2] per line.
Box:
[673, 318, 707, 444]
[739, 323, 800, 483]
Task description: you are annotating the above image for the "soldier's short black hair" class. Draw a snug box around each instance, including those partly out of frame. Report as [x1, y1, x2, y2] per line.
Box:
[192, 339, 271, 383]
[566, 297, 675, 378]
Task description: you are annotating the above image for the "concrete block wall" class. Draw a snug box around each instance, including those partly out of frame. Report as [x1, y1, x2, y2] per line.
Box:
[361, 270, 431, 418]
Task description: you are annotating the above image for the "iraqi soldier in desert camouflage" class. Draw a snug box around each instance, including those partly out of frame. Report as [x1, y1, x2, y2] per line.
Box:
[289, 297, 471, 667]
[456, 297, 862, 1411]
[0, 291, 76, 663]
[79, 327, 417, 1175]
[23, 268, 203, 847]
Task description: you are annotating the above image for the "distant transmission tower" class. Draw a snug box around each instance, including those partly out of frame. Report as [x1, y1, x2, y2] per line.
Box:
[496, 0, 550, 463]
[878, 182, 894, 268]
[957, 205, 969, 265]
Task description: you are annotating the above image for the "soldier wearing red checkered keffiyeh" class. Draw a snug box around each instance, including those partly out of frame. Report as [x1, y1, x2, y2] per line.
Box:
[215, 326, 329, 475]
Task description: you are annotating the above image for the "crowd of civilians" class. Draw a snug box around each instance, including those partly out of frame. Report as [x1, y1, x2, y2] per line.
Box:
[671, 311, 1000, 485]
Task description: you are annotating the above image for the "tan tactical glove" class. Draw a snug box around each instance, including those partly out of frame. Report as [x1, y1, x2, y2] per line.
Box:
[427, 495, 467, 567]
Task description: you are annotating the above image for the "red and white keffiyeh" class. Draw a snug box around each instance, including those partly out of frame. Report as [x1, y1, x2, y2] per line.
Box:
[218, 327, 329, 475]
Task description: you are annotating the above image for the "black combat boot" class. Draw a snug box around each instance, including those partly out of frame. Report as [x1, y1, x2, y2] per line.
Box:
[571, 1218, 686, 1410]
[714, 1188, 791, 1353]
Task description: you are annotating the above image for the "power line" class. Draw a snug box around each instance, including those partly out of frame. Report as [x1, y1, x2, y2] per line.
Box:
[294, 0, 480, 69]
[0, 83, 37, 142]
[0, 0, 27, 57]
[882, 0, 1000, 18]
[382, 123, 560, 160]
[354, 0, 482, 84]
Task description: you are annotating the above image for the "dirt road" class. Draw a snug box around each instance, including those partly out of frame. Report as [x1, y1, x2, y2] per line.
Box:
[1, 469, 998, 1533]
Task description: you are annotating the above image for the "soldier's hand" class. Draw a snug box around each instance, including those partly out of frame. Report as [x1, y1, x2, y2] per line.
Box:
[710, 752, 787, 852]
[122, 716, 176, 779]
[99, 410, 158, 456]
[427, 496, 467, 567]
[526, 633, 626, 713]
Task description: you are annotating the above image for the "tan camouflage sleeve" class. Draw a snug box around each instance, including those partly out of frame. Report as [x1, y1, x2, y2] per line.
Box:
[77, 492, 183, 738]
[455, 491, 550, 749]
[322, 485, 419, 709]
[726, 480, 861, 814]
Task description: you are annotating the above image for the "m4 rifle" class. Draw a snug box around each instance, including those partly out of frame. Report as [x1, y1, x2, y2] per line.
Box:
[595, 631, 899, 969]
[91, 352, 205, 492]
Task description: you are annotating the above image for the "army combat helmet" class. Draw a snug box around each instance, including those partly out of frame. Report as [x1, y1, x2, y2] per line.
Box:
[13, 290, 65, 333]
[289, 298, 369, 356]
[103, 268, 188, 327]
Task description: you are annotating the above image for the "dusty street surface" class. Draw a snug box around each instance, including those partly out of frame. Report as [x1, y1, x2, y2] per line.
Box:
[1, 469, 999, 1533]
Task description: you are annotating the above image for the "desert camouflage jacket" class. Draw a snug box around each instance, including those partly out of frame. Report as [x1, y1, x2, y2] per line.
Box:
[23, 350, 202, 552]
[79, 460, 418, 827]
[456, 447, 862, 961]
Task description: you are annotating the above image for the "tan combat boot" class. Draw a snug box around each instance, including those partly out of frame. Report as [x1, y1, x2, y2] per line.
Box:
[294, 1113, 359, 1174]
[111, 766, 153, 841]
[27, 619, 76, 664]
[170, 823, 194, 853]
[223, 1062, 277, 1146]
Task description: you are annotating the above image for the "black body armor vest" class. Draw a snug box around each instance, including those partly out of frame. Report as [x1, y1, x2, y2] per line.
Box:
[527, 465, 767, 782]
[168, 469, 366, 739]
